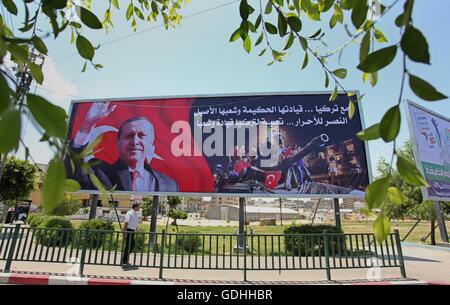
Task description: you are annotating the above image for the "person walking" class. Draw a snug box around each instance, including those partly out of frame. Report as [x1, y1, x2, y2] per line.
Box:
[122, 203, 140, 265]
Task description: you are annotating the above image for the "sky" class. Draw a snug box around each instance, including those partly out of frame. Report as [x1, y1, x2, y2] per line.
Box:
[5, 0, 450, 179]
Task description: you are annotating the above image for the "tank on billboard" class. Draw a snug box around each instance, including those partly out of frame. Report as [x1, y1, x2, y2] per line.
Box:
[64, 92, 371, 198]
[406, 101, 450, 201]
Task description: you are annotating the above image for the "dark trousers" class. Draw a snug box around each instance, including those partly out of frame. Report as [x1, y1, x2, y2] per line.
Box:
[122, 229, 135, 264]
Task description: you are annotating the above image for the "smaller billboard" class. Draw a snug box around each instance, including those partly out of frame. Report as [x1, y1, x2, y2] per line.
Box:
[406, 101, 450, 201]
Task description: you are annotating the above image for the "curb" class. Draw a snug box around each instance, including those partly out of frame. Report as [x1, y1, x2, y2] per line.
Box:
[0, 273, 446, 285]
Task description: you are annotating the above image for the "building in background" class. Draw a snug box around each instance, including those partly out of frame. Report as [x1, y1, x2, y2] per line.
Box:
[206, 205, 299, 222]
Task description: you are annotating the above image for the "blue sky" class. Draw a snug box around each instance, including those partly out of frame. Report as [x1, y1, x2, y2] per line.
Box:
[9, 0, 450, 177]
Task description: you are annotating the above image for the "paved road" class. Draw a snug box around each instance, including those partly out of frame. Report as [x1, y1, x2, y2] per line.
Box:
[1, 242, 448, 283]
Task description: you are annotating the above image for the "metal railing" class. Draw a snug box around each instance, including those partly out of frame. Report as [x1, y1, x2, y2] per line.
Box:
[0, 224, 406, 281]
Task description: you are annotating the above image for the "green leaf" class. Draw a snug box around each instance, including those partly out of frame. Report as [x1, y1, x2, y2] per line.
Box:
[283, 32, 294, 50]
[272, 50, 284, 62]
[278, 12, 288, 37]
[43, 0, 67, 9]
[287, 16, 301, 32]
[365, 177, 389, 209]
[7, 43, 29, 64]
[387, 187, 408, 205]
[27, 94, 67, 139]
[301, 52, 308, 70]
[265, 22, 277, 35]
[28, 62, 44, 85]
[240, 0, 249, 20]
[329, 86, 338, 101]
[264, 0, 272, 14]
[112, 0, 119, 9]
[0, 109, 20, 153]
[351, 1, 368, 29]
[357, 45, 397, 73]
[379, 105, 401, 142]
[348, 100, 355, 119]
[32, 36, 48, 55]
[299, 36, 308, 51]
[90, 173, 106, 192]
[374, 29, 388, 43]
[42, 159, 66, 211]
[0, 73, 11, 113]
[243, 35, 251, 53]
[373, 214, 390, 243]
[359, 31, 370, 62]
[255, 14, 262, 29]
[401, 26, 430, 64]
[255, 32, 264, 46]
[64, 179, 81, 192]
[229, 28, 240, 42]
[240, 20, 249, 39]
[76, 35, 95, 61]
[356, 123, 380, 141]
[258, 47, 267, 56]
[78, 6, 103, 29]
[324, 71, 329, 88]
[409, 74, 448, 101]
[2, 0, 17, 15]
[332, 68, 347, 79]
[126, 3, 133, 20]
[397, 156, 429, 187]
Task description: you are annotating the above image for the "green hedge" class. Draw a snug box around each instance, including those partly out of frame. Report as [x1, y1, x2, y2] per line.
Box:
[27, 213, 48, 228]
[36, 217, 74, 247]
[174, 231, 202, 254]
[283, 225, 346, 256]
[79, 219, 115, 249]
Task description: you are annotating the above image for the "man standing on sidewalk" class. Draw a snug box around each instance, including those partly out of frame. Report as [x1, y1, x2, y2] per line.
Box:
[122, 203, 140, 266]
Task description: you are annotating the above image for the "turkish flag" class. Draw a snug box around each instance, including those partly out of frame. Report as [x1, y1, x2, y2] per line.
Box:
[69, 99, 214, 193]
[264, 171, 282, 190]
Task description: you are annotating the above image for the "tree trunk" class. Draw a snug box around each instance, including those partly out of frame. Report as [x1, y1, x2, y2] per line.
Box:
[430, 219, 436, 246]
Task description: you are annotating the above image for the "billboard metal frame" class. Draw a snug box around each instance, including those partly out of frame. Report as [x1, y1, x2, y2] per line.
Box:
[404, 100, 450, 202]
[67, 91, 372, 199]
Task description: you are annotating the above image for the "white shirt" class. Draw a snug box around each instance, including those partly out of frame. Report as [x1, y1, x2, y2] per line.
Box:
[125, 209, 139, 230]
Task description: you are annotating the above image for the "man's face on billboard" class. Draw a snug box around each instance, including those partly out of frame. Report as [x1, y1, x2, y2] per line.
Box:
[118, 119, 154, 168]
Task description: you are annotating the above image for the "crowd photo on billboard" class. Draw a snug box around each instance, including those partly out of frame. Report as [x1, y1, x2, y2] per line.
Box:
[64, 93, 370, 197]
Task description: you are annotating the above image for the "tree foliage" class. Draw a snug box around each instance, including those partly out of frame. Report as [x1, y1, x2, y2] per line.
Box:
[44, 194, 81, 216]
[377, 141, 449, 222]
[141, 196, 153, 217]
[0, 0, 448, 242]
[0, 157, 37, 205]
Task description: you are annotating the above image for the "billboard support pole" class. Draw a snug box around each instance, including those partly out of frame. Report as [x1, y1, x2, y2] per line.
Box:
[333, 198, 341, 228]
[434, 201, 449, 243]
[149, 195, 159, 243]
[88, 194, 99, 220]
[239, 197, 245, 249]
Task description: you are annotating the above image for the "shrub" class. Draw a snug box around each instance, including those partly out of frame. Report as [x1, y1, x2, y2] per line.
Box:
[45, 196, 81, 216]
[283, 225, 346, 256]
[27, 213, 48, 228]
[174, 231, 202, 254]
[131, 227, 147, 252]
[36, 217, 74, 247]
[79, 219, 115, 249]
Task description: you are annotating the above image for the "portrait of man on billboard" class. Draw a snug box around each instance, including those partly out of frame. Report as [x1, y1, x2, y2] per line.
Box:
[66, 102, 178, 192]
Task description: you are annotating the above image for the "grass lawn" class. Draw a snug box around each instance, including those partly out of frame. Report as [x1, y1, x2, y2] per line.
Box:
[69, 219, 449, 245]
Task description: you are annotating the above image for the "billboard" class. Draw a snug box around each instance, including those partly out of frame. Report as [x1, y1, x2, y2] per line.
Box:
[406, 101, 450, 201]
[65, 92, 371, 198]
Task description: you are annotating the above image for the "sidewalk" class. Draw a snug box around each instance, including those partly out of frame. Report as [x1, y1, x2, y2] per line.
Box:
[1, 242, 449, 285]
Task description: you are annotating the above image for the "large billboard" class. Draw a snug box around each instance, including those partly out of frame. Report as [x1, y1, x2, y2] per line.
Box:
[406, 101, 450, 201]
[65, 93, 371, 198]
